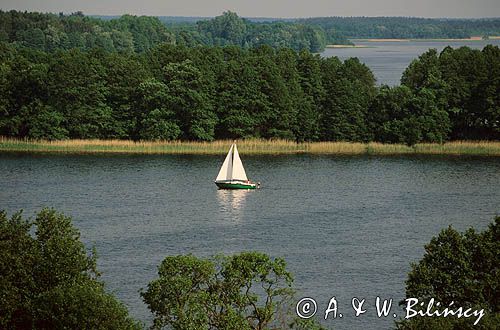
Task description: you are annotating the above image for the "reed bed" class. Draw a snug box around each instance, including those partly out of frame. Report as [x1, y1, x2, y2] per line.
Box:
[0, 137, 499, 156]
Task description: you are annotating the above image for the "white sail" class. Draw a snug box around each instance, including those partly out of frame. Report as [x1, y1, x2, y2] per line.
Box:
[231, 144, 248, 181]
[215, 144, 234, 181]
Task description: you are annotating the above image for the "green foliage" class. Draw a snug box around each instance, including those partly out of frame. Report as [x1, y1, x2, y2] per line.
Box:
[294, 50, 324, 141]
[0, 10, 333, 53]
[402, 46, 500, 140]
[289, 318, 328, 330]
[297, 16, 500, 40]
[25, 105, 68, 140]
[196, 11, 329, 52]
[0, 209, 141, 329]
[369, 85, 451, 145]
[397, 217, 500, 329]
[140, 109, 181, 140]
[2, 10, 500, 53]
[0, 10, 175, 53]
[320, 57, 375, 141]
[163, 60, 216, 140]
[135, 78, 181, 140]
[0, 27, 498, 142]
[142, 252, 306, 330]
[198, 11, 248, 47]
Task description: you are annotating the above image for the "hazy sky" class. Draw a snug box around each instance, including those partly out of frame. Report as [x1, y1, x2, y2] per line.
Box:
[1, 0, 499, 18]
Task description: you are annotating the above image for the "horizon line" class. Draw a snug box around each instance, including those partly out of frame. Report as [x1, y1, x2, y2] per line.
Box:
[1, 9, 499, 20]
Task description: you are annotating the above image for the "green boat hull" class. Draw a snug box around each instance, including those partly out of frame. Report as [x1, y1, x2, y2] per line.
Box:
[215, 182, 257, 190]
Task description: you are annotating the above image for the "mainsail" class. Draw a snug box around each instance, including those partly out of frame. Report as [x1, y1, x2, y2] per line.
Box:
[215, 144, 248, 181]
[231, 144, 248, 181]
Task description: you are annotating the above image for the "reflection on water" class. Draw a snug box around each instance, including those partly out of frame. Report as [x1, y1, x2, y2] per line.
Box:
[216, 189, 251, 221]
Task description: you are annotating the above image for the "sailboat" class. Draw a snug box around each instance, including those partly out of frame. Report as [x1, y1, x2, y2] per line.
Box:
[215, 144, 259, 189]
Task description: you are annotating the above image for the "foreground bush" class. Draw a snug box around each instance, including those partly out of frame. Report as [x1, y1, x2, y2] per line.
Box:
[0, 209, 141, 329]
[397, 216, 500, 329]
[141, 252, 325, 330]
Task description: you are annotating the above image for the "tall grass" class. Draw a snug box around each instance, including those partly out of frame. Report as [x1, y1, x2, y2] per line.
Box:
[0, 137, 499, 156]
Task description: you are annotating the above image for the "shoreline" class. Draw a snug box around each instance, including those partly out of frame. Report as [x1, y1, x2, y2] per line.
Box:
[326, 44, 370, 48]
[1, 138, 499, 156]
[349, 36, 493, 43]
[325, 37, 498, 48]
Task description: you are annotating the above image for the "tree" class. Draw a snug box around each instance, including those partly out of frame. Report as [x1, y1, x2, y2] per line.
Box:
[134, 78, 181, 140]
[476, 45, 500, 139]
[249, 46, 296, 139]
[320, 57, 375, 141]
[142, 252, 323, 330]
[396, 216, 500, 329]
[0, 45, 15, 136]
[401, 49, 440, 89]
[162, 60, 217, 141]
[193, 11, 330, 52]
[402, 45, 500, 140]
[101, 52, 148, 138]
[369, 85, 450, 145]
[0, 209, 141, 329]
[438, 46, 489, 139]
[18, 28, 46, 50]
[215, 46, 263, 139]
[295, 50, 324, 141]
[198, 11, 248, 47]
[1, 27, 497, 143]
[21, 101, 68, 139]
[47, 49, 114, 138]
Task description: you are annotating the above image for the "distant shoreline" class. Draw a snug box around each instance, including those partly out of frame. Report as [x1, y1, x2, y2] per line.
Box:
[326, 37, 499, 48]
[349, 36, 496, 42]
[1, 138, 499, 156]
[325, 44, 370, 48]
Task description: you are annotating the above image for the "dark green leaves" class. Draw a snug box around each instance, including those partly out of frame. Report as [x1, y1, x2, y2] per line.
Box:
[0, 28, 498, 143]
[397, 217, 500, 329]
[402, 46, 500, 140]
[141, 252, 295, 330]
[0, 209, 141, 329]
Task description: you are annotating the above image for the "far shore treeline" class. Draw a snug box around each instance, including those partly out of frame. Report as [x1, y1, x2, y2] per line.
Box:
[2, 11, 500, 53]
[0, 11, 499, 144]
[0, 10, 339, 53]
[1, 41, 498, 144]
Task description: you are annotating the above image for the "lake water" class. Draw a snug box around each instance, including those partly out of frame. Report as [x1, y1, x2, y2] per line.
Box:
[1, 154, 499, 329]
[321, 39, 500, 86]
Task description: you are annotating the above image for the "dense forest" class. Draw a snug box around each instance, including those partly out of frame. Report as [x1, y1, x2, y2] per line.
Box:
[0, 39, 498, 143]
[173, 11, 339, 51]
[0, 10, 176, 53]
[0, 10, 338, 53]
[0, 10, 498, 143]
[297, 16, 500, 39]
[2, 10, 500, 55]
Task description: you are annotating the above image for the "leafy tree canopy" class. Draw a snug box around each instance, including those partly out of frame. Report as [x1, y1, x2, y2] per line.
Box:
[397, 216, 500, 329]
[0, 209, 141, 329]
[141, 252, 326, 330]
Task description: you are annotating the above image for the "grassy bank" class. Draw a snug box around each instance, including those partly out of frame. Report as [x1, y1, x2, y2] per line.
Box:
[1, 137, 499, 156]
